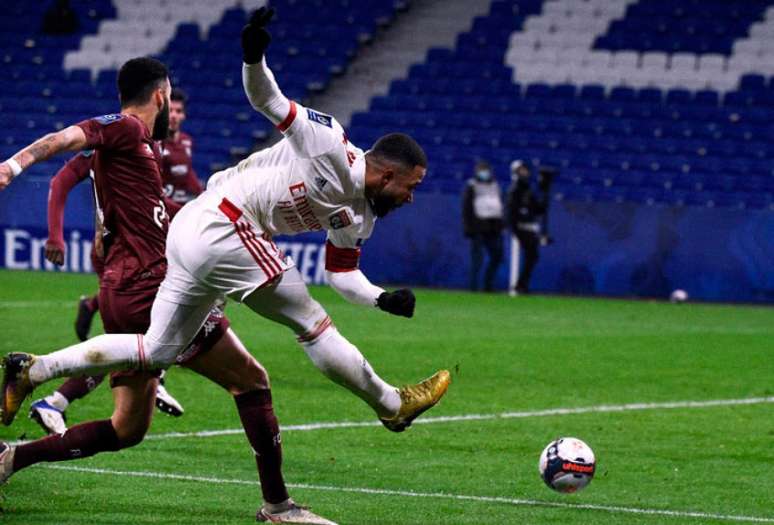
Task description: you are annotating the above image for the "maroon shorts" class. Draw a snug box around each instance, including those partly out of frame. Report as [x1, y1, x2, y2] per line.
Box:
[98, 286, 230, 387]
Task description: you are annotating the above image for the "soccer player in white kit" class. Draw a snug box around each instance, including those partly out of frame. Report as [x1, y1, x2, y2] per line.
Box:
[2, 6, 449, 455]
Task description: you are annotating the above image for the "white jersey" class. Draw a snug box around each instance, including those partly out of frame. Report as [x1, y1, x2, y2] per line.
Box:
[206, 101, 375, 250]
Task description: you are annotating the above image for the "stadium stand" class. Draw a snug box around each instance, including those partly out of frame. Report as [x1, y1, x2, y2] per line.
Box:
[1, 0, 773, 300]
[348, 0, 774, 210]
[2, 0, 774, 211]
[0, 0, 405, 180]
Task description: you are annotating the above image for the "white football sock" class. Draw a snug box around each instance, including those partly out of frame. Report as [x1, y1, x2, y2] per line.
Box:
[45, 391, 70, 411]
[300, 327, 400, 418]
[29, 334, 144, 385]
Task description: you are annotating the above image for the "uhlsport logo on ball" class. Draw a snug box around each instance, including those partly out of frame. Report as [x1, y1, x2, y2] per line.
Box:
[538, 437, 596, 493]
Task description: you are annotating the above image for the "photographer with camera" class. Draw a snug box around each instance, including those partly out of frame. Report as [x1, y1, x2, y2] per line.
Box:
[506, 160, 554, 295]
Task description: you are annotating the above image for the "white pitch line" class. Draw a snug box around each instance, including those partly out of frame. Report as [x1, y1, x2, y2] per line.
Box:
[143, 395, 774, 441]
[40, 464, 774, 523]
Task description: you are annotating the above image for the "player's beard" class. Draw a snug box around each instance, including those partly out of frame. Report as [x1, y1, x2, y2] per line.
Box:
[369, 193, 398, 218]
[152, 100, 170, 140]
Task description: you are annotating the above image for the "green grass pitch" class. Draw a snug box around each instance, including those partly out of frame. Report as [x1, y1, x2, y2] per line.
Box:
[0, 269, 772, 524]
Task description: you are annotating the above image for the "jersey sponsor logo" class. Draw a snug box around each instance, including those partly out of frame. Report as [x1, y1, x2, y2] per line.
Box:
[94, 114, 123, 125]
[328, 209, 352, 230]
[306, 109, 332, 128]
[279, 182, 323, 232]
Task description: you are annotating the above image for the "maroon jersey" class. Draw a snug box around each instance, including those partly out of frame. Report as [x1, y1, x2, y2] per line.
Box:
[160, 131, 202, 203]
[76, 113, 169, 292]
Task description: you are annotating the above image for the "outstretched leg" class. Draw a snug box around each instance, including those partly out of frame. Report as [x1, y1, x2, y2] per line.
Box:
[243, 267, 401, 418]
[2, 372, 157, 484]
[243, 267, 450, 431]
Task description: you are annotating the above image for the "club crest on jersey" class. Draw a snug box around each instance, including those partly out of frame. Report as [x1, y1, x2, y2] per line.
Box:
[94, 114, 123, 125]
[306, 109, 332, 128]
[328, 209, 352, 230]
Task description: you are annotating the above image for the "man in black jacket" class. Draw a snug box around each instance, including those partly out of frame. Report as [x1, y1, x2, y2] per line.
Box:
[506, 160, 549, 295]
[463, 161, 504, 291]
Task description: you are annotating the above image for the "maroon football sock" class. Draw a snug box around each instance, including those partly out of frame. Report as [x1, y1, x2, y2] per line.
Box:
[235, 389, 289, 504]
[13, 419, 121, 472]
[57, 375, 105, 402]
[86, 294, 99, 312]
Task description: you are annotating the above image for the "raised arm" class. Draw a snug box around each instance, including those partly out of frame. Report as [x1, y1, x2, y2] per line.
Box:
[240, 8, 340, 160]
[0, 125, 88, 190]
[241, 7, 290, 126]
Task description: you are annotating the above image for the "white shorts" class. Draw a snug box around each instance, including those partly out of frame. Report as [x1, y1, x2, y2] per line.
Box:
[159, 191, 292, 305]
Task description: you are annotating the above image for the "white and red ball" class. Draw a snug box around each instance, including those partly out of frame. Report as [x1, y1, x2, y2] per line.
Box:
[538, 437, 596, 493]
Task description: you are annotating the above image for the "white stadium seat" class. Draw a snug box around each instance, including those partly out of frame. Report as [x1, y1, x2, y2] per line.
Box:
[670, 53, 698, 71]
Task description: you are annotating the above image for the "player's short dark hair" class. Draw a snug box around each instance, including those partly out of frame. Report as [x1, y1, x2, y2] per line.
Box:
[171, 87, 188, 108]
[371, 133, 427, 170]
[117, 57, 169, 107]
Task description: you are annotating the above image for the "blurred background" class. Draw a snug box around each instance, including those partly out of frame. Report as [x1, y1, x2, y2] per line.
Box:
[0, 0, 773, 303]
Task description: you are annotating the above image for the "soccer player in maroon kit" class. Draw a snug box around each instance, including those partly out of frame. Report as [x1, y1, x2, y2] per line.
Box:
[66, 87, 200, 346]
[161, 87, 203, 204]
[0, 57, 334, 524]
[29, 151, 185, 436]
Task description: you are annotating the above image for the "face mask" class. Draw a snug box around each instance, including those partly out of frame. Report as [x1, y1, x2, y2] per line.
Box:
[476, 169, 491, 181]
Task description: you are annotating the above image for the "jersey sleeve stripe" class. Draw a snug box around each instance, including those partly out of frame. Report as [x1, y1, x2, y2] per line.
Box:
[325, 241, 360, 272]
[276, 100, 298, 132]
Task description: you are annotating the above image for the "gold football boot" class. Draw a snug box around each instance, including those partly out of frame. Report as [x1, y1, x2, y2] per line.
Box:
[380, 369, 451, 432]
[1, 353, 37, 426]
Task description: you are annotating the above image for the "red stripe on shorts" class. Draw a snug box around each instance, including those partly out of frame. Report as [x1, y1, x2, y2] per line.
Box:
[235, 222, 274, 278]
[243, 223, 283, 275]
[218, 198, 243, 222]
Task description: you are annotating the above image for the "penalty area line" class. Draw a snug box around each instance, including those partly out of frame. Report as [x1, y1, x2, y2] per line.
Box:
[142, 395, 774, 441]
[40, 464, 774, 523]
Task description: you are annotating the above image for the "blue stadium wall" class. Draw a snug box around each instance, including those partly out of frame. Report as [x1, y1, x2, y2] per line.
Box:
[1, 178, 772, 304]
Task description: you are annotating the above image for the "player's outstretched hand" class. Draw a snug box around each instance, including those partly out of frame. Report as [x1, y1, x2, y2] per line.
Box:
[0, 162, 15, 190]
[241, 6, 275, 64]
[45, 240, 65, 266]
[377, 289, 416, 318]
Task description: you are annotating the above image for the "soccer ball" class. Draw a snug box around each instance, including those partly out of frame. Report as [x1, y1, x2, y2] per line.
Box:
[670, 289, 688, 303]
[538, 437, 596, 493]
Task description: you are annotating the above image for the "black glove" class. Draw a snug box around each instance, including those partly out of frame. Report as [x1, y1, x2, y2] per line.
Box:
[377, 289, 415, 318]
[241, 7, 275, 64]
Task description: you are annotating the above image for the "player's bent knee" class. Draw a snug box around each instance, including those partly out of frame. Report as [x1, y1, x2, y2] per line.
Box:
[229, 357, 270, 395]
[110, 414, 151, 448]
